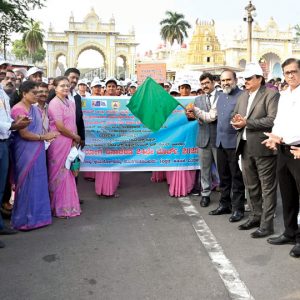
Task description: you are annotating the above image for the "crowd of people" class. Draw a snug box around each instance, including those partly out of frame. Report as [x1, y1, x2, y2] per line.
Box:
[0, 58, 299, 259]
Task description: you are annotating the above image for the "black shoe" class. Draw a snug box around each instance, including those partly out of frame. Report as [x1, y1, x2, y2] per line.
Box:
[251, 228, 274, 238]
[209, 206, 231, 215]
[0, 206, 12, 219]
[0, 227, 18, 235]
[0, 240, 5, 248]
[79, 199, 84, 205]
[267, 234, 296, 245]
[289, 243, 300, 258]
[238, 219, 260, 230]
[229, 211, 244, 222]
[200, 196, 210, 207]
[190, 188, 200, 196]
[85, 178, 95, 182]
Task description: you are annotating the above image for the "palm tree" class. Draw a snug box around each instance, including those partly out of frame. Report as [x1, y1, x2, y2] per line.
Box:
[22, 20, 44, 59]
[160, 11, 191, 46]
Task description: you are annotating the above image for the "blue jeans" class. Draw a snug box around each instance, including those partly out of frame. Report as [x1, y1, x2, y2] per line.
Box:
[0, 141, 9, 230]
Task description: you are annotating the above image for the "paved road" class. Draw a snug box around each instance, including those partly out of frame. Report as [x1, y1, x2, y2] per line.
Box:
[0, 172, 299, 300]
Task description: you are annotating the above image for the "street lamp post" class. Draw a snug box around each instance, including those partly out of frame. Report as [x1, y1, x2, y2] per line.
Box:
[244, 1, 256, 62]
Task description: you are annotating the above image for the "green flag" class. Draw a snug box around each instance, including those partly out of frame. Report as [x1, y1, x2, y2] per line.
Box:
[126, 77, 181, 132]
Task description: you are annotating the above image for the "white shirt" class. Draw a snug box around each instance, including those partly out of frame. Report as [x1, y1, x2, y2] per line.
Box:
[0, 85, 13, 139]
[208, 89, 217, 107]
[68, 89, 77, 103]
[272, 85, 300, 145]
[242, 88, 259, 140]
[193, 89, 218, 122]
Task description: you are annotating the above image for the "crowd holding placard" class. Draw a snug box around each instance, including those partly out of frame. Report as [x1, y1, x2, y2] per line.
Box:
[0, 58, 300, 258]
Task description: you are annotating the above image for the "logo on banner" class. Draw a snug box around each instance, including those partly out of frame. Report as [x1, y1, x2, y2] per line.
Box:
[92, 100, 107, 107]
[112, 101, 120, 109]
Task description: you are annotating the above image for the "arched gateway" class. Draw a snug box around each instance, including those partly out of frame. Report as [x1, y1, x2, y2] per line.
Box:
[45, 8, 138, 78]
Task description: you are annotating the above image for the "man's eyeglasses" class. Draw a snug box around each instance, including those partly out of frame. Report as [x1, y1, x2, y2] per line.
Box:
[58, 84, 70, 88]
[283, 70, 299, 77]
[200, 81, 212, 86]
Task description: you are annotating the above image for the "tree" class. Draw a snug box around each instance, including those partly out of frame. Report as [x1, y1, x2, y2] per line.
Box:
[12, 39, 27, 60]
[0, 0, 45, 58]
[22, 20, 44, 56]
[12, 39, 46, 63]
[32, 47, 46, 63]
[160, 11, 191, 46]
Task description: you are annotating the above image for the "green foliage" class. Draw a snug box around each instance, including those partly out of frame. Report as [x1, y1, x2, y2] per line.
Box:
[32, 47, 46, 63]
[160, 11, 191, 46]
[12, 39, 27, 60]
[0, 0, 45, 58]
[22, 20, 44, 55]
[12, 39, 46, 63]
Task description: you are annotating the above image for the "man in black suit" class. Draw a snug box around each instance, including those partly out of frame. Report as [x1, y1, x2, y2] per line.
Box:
[64, 68, 85, 148]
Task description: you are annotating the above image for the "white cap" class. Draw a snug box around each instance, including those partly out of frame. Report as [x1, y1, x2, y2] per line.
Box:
[105, 77, 118, 86]
[42, 77, 48, 84]
[164, 82, 171, 87]
[242, 62, 263, 78]
[13, 67, 27, 77]
[129, 82, 138, 88]
[178, 79, 191, 89]
[170, 86, 179, 94]
[0, 60, 11, 66]
[78, 79, 87, 86]
[91, 78, 103, 88]
[123, 78, 131, 85]
[27, 67, 43, 78]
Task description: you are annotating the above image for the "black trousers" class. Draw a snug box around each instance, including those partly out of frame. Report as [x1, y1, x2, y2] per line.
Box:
[277, 145, 300, 242]
[217, 146, 245, 211]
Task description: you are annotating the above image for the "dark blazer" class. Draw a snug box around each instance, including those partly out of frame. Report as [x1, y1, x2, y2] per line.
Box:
[233, 85, 279, 156]
[47, 89, 85, 141]
[216, 87, 243, 149]
[74, 93, 85, 141]
[194, 90, 221, 148]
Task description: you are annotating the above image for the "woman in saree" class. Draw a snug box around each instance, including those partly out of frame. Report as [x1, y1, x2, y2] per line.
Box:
[47, 76, 81, 218]
[10, 81, 58, 230]
[94, 78, 120, 197]
[166, 81, 196, 197]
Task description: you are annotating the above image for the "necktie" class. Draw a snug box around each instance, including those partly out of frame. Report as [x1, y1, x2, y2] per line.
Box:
[206, 94, 211, 110]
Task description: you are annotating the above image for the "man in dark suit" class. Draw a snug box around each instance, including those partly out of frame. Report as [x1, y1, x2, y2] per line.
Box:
[209, 69, 245, 222]
[231, 62, 279, 238]
[187, 73, 220, 207]
[64, 68, 85, 148]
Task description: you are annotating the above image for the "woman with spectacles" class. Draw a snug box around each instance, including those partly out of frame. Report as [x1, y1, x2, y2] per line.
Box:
[10, 81, 58, 230]
[47, 76, 81, 218]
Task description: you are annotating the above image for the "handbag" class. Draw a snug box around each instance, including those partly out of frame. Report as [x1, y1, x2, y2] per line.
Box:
[70, 157, 81, 177]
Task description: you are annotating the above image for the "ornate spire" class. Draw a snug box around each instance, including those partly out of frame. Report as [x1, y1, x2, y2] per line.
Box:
[69, 11, 74, 23]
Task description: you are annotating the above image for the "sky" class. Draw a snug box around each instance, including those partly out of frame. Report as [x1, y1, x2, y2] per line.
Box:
[26, 0, 300, 66]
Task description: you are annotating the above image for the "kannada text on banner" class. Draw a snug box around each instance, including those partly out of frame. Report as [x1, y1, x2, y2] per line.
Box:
[80, 96, 200, 171]
[136, 63, 166, 84]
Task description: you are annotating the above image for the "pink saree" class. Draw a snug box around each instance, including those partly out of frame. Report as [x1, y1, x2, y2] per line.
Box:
[47, 97, 81, 217]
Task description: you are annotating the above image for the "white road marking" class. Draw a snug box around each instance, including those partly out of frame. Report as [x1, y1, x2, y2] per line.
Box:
[178, 197, 254, 300]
